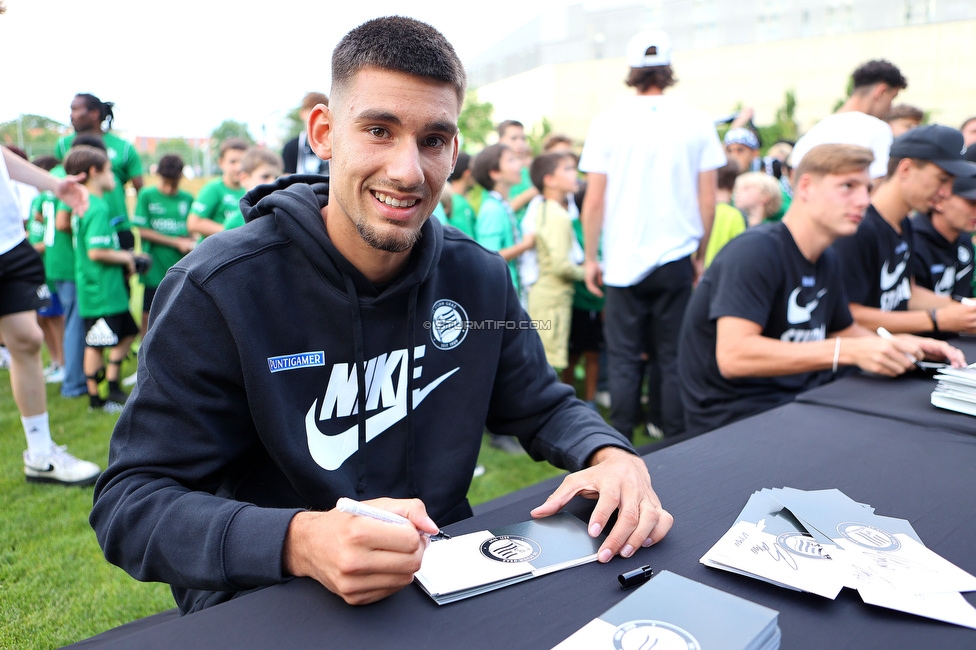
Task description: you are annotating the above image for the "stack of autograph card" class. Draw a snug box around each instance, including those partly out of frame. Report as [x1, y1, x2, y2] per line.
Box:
[552, 570, 780, 650]
[931, 363, 976, 417]
[414, 512, 604, 605]
[701, 487, 976, 629]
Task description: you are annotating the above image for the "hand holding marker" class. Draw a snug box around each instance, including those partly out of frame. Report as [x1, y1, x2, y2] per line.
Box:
[336, 497, 451, 541]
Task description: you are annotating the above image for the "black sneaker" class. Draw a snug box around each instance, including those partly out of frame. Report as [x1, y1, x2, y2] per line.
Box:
[107, 388, 129, 405]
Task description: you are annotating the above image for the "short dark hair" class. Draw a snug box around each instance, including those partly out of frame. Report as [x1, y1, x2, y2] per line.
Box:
[851, 59, 907, 91]
[625, 65, 677, 92]
[542, 133, 574, 152]
[301, 92, 329, 111]
[886, 103, 924, 122]
[471, 144, 508, 191]
[886, 155, 932, 179]
[72, 134, 106, 151]
[332, 16, 466, 108]
[496, 120, 524, 138]
[449, 151, 471, 183]
[64, 145, 109, 177]
[219, 138, 248, 159]
[157, 155, 184, 181]
[717, 160, 740, 191]
[529, 152, 572, 193]
[31, 155, 58, 172]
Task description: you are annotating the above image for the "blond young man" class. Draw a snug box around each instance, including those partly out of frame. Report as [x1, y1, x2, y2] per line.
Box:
[679, 144, 964, 436]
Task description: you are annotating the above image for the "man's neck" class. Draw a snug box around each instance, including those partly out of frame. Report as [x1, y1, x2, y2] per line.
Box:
[87, 184, 103, 199]
[222, 175, 240, 190]
[782, 209, 832, 263]
[492, 183, 511, 200]
[542, 189, 568, 208]
[716, 188, 732, 204]
[637, 86, 664, 97]
[869, 181, 910, 232]
[931, 214, 961, 244]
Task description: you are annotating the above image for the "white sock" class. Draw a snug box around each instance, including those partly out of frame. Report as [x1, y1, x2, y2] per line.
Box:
[22, 413, 54, 457]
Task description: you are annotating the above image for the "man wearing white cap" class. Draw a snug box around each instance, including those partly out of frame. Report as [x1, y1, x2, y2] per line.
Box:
[579, 29, 726, 439]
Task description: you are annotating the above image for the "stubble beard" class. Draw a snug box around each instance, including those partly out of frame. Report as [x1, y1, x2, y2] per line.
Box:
[353, 214, 422, 253]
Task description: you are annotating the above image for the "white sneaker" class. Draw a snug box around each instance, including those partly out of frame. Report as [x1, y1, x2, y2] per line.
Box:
[121, 371, 138, 387]
[23, 444, 101, 486]
[45, 365, 66, 384]
[594, 390, 611, 409]
[0, 346, 11, 370]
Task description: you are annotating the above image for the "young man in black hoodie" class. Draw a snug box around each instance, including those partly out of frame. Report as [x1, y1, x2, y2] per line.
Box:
[91, 16, 672, 613]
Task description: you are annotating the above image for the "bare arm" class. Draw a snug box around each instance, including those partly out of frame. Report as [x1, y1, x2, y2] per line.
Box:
[580, 172, 607, 296]
[88, 247, 137, 275]
[716, 316, 919, 378]
[137, 227, 196, 254]
[508, 186, 540, 213]
[2, 145, 88, 215]
[695, 169, 718, 283]
[187, 213, 225, 238]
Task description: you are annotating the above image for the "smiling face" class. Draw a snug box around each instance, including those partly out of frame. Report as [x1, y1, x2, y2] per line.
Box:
[309, 67, 459, 258]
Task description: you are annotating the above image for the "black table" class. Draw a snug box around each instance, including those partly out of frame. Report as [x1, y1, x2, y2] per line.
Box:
[69, 398, 976, 648]
[796, 337, 976, 437]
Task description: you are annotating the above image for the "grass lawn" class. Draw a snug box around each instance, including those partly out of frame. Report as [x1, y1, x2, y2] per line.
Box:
[0, 349, 657, 648]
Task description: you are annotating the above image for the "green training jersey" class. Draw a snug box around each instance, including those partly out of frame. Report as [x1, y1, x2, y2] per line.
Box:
[55, 131, 142, 234]
[448, 192, 476, 238]
[190, 178, 245, 233]
[132, 187, 193, 288]
[72, 194, 129, 319]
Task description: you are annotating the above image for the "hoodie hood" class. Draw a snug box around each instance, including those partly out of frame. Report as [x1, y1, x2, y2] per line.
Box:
[239, 174, 443, 301]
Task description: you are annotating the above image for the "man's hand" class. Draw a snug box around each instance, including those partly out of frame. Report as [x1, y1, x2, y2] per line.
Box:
[54, 173, 89, 216]
[897, 334, 966, 368]
[282, 498, 438, 605]
[584, 259, 604, 297]
[530, 447, 673, 563]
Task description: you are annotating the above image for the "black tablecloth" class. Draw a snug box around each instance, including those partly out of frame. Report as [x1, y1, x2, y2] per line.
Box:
[796, 337, 976, 437]
[69, 402, 976, 649]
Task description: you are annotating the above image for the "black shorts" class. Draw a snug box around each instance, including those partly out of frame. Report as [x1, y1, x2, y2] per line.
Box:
[83, 312, 139, 348]
[142, 285, 157, 314]
[568, 308, 604, 355]
[0, 239, 52, 317]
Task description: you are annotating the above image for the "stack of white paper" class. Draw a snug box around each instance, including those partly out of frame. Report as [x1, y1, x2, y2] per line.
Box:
[931, 364, 976, 416]
[553, 570, 780, 650]
[700, 487, 976, 629]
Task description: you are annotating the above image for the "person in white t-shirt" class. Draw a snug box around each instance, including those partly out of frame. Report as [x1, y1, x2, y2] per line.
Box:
[579, 29, 726, 439]
[790, 59, 907, 182]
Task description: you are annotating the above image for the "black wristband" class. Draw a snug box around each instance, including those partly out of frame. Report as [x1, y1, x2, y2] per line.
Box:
[928, 308, 939, 332]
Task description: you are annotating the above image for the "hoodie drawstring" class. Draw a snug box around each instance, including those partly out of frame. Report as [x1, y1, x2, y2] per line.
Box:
[343, 273, 369, 495]
[405, 283, 419, 498]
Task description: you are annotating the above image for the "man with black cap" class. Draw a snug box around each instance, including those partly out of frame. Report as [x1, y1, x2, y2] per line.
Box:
[578, 29, 726, 440]
[830, 124, 976, 334]
[911, 152, 976, 300]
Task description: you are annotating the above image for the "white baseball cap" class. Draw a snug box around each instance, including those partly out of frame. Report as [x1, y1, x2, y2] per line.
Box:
[626, 29, 672, 68]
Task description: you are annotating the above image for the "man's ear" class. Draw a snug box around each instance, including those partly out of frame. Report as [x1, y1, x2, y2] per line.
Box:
[307, 104, 332, 161]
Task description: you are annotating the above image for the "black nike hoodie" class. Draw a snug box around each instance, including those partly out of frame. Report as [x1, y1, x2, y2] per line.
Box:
[91, 175, 633, 613]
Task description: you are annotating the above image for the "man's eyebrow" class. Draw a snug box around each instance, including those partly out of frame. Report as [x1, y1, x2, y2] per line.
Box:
[355, 110, 458, 135]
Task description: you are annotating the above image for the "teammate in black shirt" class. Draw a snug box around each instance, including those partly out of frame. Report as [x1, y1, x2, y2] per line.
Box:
[830, 125, 976, 334]
[679, 144, 964, 436]
[911, 173, 976, 299]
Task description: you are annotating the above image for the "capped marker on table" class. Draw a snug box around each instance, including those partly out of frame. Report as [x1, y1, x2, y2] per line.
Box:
[336, 497, 451, 541]
[876, 326, 924, 371]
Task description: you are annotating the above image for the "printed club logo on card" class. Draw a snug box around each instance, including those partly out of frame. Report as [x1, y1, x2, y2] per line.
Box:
[836, 522, 901, 551]
[612, 620, 700, 650]
[480, 535, 541, 563]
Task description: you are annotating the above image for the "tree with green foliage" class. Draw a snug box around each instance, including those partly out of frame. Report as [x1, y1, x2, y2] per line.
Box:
[0, 114, 66, 158]
[458, 91, 494, 152]
[526, 117, 553, 156]
[211, 120, 254, 146]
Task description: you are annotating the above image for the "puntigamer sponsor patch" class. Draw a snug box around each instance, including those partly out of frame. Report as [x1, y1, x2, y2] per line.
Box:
[267, 351, 325, 373]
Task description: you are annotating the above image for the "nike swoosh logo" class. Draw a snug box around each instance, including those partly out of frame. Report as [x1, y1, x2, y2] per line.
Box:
[956, 264, 973, 282]
[305, 367, 459, 471]
[786, 287, 827, 325]
[880, 259, 907, 291]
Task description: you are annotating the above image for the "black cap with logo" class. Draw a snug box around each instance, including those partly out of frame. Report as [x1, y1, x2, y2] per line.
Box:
[889, 124, 976, 178]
